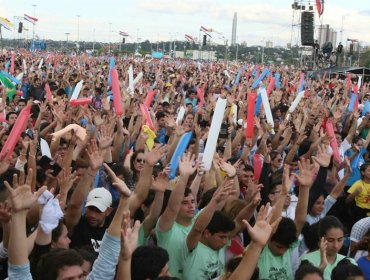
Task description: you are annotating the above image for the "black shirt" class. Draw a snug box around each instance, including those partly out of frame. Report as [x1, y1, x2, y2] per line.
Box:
[70, 215, 111, 253]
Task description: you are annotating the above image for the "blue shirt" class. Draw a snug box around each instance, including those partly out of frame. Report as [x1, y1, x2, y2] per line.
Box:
[8, 232, 121, 280]
[157, 127, 167, 144]
[357, 256, 370, 280]
[345, 147, 368, 186]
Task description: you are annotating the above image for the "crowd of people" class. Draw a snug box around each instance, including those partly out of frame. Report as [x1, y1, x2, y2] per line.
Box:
[0, 49, 369, 280]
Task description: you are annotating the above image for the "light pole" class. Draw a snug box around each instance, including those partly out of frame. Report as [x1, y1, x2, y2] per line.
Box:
[108, 22, 112, 53]
[32, 4, 37, 49]
[225, 39, 228, 61]
[76, 15, 80, 42]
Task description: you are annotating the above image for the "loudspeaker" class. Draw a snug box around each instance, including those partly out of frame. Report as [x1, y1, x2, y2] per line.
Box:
[349, 43, 353, 55]
[202, 35, 207, 46]
[122, 38, 125, 44]
[18, 22, 23, 33]
[301, 12, 314, 46]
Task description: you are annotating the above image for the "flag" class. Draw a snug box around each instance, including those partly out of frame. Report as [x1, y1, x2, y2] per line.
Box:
[316, 0, 324, 16]
[200, 26, 209, 32]
[200, 26, 212, 38]
[24, 14, 38, 24]
[0, 17, 14, 31]
[119, 31, 129, 37]
[185, 34, 194, 42]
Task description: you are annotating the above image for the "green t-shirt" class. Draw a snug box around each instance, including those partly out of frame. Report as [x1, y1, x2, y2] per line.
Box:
[180, 240, 230, 280]
[137, 224, 148, 247]
[155, 218, 195, 279]
[300, 250, 357, 280]
[257, 241, 298, 280]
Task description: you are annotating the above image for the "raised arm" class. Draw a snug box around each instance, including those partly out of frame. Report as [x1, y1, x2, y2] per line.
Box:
[330, 160, 352, 199]
[128, 144, 166, 214]
[186, 179, 235, 251]
[345, 113, 358, 143]
[270, 164, 293, 224]
[5, 169, 46, 278]
[141, 170, 168, 237]
[228, 204, 281, 280]
[158, 153, 197, 232]
[64, 140, 103, 234]
[87, 165, 132, 280]
[294, 159, 315, 236]
[189, 163, 205, 205]
[115, 212, 140, 280]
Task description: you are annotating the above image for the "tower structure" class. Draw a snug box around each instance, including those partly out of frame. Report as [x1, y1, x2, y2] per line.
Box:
[231, 12, 237, 46]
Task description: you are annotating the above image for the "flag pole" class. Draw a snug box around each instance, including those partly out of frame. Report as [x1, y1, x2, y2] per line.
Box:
[32, 4, 37, 51]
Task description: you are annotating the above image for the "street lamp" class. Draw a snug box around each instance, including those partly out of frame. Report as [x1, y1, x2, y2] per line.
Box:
[32, 4, 37, 49]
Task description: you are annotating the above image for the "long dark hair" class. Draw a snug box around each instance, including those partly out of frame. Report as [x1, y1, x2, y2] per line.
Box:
[130, 149, 145, 178]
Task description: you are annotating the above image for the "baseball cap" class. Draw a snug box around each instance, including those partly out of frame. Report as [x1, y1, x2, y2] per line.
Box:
[85, 188, 112, 212]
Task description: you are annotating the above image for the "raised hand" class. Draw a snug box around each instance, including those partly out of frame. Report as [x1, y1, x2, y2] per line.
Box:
[312, 144, 331, 167]
[152, 169, 170, 193]
[244, 178, 262, 206]
[212, 178, 236, 204]
[4, 169, 47, 213]
[243, 203, 281, 247]
[296, 159, 316, 187]
[120, 211, 141, 261]
[179, 153, 197, 177]
[57, 167, 78, 195]
[39, 101, 47, 115]
[93, 111, 105, 126]
[0, 202, 11, 224]
[103, 163, 131, 197]
[319, 237, 328, 271]
[97, 124, 114, 149]
[101, 97, 111, 112]
[86, 140, 104, 171]
[194, 124, 202, 139]
[219, 160, 237, 177]
[145, 144, 167, 167]
[164, 115, 176, 129]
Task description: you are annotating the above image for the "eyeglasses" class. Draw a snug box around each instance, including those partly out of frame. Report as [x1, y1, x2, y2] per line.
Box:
[136, 158, 145, 163]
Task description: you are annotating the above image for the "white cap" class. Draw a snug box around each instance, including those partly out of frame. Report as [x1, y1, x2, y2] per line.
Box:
[85, 188, 112, 212]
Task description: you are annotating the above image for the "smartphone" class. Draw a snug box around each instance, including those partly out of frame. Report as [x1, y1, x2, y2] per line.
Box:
[38, 155, 62, 177]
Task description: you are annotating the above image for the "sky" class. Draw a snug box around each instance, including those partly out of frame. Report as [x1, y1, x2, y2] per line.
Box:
[0, 0, 369, 47]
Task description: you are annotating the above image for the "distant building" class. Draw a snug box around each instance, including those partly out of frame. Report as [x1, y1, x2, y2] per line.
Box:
[287, 43, 292, 49]
[266, 41, 273, 48]
[318, 24, 337, 48]
[231, 12, 237, 46]
[179, 50, 217, 61]
[318, 24, 329, 47]
[328, 29, 337, 48]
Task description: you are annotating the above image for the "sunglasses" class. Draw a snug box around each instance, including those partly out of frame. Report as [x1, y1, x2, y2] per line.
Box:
[136, 158, 145, 163]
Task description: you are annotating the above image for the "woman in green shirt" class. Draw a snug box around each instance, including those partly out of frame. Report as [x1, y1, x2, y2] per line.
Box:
[300, 216, 357, 280]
